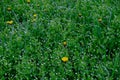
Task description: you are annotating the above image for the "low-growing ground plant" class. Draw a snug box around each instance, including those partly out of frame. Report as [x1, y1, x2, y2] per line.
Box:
[0, 0, 120, 79]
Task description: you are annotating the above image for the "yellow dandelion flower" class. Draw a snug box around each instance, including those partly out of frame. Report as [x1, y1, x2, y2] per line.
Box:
[6, 20, 13, 25]
[98, 18, 102, 22]
[27, 0, 30, 3]
[79, 13, 82, 17]
[63, 41, 67, 46]
[62, 57, 68, 62]
[33, 14, 37, 17]
[7, 7, 11, 11]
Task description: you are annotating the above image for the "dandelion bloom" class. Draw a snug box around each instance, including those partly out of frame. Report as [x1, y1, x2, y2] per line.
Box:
[7, 7, 11, 11]
[6, 20, 13, 25]
[33, 14, 37, 17]
[98, 18, 102, 22]
[62, 57, 68, 62]
[27, 0, 30, 3]
[63, 41, 67, 46]
[79, 13, 82, 17]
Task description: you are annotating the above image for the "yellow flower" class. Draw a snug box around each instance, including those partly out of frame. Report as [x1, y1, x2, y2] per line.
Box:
[7, 7, 11, 11]
[63, 41, 67, 46]
[27, 0, 30, 3]
[62, 57, 68, 62]
[33, 14, 37, 17]
[79, 13, 82, 17]
[98, 18, 102, 22]
[6, 20, 13, 25]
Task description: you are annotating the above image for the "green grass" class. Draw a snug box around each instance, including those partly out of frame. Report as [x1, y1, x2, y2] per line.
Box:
[0, 0, 120, 79]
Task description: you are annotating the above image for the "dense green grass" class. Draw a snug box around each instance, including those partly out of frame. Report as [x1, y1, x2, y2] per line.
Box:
[0, 0, 120, 79]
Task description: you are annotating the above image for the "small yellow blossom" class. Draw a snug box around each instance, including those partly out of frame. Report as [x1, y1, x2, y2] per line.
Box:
[62, 57, 68, 62]
[33, 14, 37, 17]
[6, 20, 13, 25]
[79, 13, 82, 17]
[98, 18, 102, 22]
[63, 41, 67, 46]
[27, 0, 30, 3]
[7, 7, 11, 11]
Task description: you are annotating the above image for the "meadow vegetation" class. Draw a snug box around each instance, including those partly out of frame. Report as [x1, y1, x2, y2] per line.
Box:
[0, 0, 120, 79]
